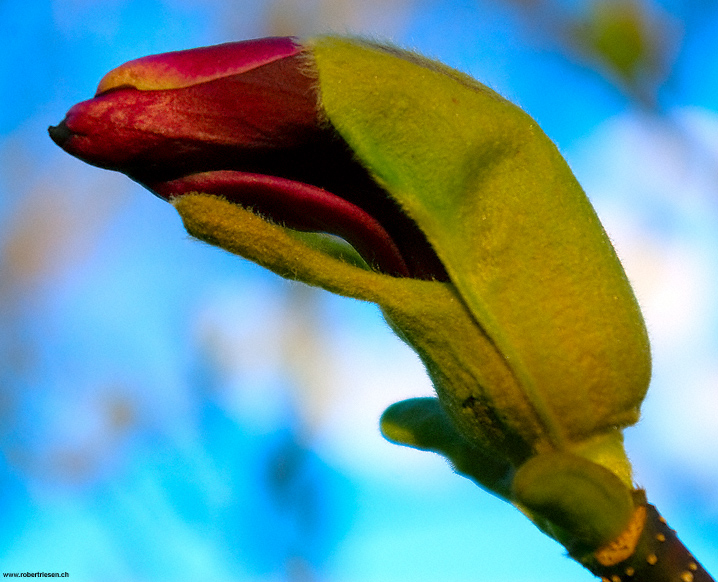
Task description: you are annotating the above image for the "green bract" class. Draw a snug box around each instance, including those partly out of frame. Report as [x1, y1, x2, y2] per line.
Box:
[175, 36, 651, 557]
[52, 33, 653, 562]
[310, 36, 650, 460]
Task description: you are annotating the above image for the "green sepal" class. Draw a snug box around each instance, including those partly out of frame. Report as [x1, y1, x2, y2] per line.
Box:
[380, 397, 513, 499]
[511, 451, 634, 554]
[175, 33, 652, 510]
[310, 36, 651, 451]
[171, 37, 654, 564]
[173, 193, 391, 303]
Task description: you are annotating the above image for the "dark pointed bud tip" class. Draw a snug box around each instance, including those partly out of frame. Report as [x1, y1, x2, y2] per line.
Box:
[48, 121, 72, 148]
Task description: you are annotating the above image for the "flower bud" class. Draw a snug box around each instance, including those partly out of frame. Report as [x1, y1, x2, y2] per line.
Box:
[51, 35, 653, 558]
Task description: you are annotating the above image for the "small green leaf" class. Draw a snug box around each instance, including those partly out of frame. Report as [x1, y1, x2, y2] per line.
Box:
[381, 397, 513, 499]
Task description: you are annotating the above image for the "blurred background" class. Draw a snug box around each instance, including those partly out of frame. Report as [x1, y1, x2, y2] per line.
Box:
[1, 0, 717, 580]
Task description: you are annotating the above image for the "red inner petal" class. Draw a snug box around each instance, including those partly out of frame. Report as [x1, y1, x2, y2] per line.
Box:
[153, 171, 412, 278]
[96, 37, 301, 95]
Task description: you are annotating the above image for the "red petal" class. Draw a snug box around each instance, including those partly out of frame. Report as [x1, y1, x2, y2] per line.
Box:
[56, 54, 320, 178]
[96, 37, 301, 95]
[155, 171, 411, 278]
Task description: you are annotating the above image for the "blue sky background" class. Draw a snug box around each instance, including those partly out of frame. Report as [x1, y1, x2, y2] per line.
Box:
[1, 0, 717, 580]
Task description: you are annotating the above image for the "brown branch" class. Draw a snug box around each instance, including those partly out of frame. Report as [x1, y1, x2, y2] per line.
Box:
[582, 502, 714, 582]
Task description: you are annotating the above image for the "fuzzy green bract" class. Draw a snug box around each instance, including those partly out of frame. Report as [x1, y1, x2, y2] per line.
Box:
[175, 35, 651, 557]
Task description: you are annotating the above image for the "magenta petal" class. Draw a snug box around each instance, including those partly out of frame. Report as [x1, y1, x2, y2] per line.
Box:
[96, 37, 302, 95]
[54, 53, 321, 179]
[154, 171, 411, 278]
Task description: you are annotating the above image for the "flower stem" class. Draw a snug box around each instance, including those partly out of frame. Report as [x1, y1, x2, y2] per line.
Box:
[583, 503, 714, 582]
